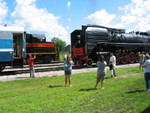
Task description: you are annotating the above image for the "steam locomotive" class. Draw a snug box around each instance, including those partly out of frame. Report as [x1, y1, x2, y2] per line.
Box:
[0, 26, 59, 72]
[71, 25, 150, 67]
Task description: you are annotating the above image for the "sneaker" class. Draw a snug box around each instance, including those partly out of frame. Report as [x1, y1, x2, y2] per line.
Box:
[69, 85, 72, 87]
[101, 87, 104, 89]
[114, 76, 117, 78]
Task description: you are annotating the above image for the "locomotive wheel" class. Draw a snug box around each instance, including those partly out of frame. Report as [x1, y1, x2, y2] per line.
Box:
[129, 52, 136, 63]
[121, 53, 129, 64]
[135, 53, 139, 63]
[116, 57, 121, 65]
[86, 59, 93, 67]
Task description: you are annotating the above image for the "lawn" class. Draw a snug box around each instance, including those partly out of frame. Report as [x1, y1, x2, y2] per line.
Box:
[0, 67, 150, 113]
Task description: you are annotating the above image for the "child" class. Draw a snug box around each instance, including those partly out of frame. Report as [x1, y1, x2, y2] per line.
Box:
[63, 56, 74, 87]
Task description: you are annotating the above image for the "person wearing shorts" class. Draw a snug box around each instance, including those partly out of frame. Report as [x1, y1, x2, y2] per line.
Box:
[63, 56, 73, 87]
[94, 55, 107, 89]
[138, 52, 145, 71]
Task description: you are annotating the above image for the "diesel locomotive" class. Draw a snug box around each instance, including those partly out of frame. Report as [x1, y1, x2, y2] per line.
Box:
[25, 33, 59, 63]
[0, 26, 59, 72]
[71, 25, 150, 67]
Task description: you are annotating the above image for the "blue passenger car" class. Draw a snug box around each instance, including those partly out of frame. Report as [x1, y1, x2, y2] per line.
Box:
[0, 26, 26, 71]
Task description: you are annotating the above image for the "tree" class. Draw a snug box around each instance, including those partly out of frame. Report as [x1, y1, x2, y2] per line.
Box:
[51, 37, 66, 53]
[64, 44, 71, 54]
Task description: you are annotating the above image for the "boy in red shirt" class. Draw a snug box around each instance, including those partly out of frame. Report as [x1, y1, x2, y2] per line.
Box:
[27, 54, 36, 78]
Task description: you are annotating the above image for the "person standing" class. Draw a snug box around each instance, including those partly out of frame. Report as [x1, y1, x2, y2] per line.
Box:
[94, 55, 107, 89]
[143, 55, 150, 91]
[109, 52, 117, 78]
[138, 52, 145, 71]
[27, 54, 36, 78]
[63, 56, 74, 87]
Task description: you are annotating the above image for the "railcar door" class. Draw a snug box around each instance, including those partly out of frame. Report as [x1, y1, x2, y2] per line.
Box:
[13, 33, 26, 68]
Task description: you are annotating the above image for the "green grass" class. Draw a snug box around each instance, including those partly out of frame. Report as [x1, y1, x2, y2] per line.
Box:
[0, 67, 150, 113]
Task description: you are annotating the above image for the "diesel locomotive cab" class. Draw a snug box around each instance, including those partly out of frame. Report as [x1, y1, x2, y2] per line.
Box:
[26, 34, 58, 63]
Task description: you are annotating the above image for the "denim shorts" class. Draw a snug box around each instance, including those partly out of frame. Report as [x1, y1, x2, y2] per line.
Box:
[139, 61, 144, 65]
[64, 69, 72, 75]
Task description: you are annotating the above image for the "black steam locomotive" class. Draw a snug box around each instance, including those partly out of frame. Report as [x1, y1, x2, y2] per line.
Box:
[71, 25, 150, 67]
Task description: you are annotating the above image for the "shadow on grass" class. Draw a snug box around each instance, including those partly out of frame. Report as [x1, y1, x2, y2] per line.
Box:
[79, 88, 97, 92]
[127, 89, 145, 93]
[141, 106, 150, 113]
[105, 77, 113, 79]
[47, 85, 63, 88]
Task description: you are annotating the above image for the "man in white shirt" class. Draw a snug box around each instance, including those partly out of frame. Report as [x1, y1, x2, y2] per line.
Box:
[109, 52, 117, 78]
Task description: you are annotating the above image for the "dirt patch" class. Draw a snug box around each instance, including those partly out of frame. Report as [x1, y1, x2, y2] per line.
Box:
[119, 73, 140, 78]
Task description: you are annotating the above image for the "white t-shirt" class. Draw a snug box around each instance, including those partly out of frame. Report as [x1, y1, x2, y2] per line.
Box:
[109, 55, 116, 66]
[97, 61, 107, 75]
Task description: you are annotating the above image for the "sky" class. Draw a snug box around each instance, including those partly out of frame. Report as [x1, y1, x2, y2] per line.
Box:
[0, 0, 150, 44]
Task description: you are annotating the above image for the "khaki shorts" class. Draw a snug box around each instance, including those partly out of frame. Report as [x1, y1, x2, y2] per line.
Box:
[97, 73, 105, 82]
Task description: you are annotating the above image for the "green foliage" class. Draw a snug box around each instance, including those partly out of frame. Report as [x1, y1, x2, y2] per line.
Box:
[64, 44, 71, 53]
[0, 67, 150, 113]
[59, 53, 64, 61]
[51, 37, 66, 53]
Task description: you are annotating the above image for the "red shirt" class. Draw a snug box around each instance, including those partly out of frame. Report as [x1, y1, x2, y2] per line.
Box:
[27, 58, 36, 66]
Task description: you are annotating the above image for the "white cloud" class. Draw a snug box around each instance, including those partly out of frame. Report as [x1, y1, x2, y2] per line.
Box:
[121, 15, 137, 25]
[87, 9, 116, 27]
[11, 0, 69, 43]
[0, 0, 8, 24]
[119, 0, 150, 31]
[67, 1, 71, 8]
[87, 0, 150, 32]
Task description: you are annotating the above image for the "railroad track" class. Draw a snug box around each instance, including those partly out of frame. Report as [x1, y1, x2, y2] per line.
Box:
[0, 63, 64, 76]
[0, 63, 138, 82]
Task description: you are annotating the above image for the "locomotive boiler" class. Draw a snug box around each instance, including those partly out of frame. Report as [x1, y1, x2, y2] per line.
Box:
[71, 25, 150, 67]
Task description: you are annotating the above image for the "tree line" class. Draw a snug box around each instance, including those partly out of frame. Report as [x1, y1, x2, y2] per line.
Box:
[51, 37, 71, 54]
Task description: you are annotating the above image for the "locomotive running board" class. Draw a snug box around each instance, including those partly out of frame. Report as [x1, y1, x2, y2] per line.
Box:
[97, 42, 150, 46]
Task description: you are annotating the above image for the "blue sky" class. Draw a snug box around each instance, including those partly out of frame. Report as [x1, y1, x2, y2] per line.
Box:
[0, 0, 150, 44]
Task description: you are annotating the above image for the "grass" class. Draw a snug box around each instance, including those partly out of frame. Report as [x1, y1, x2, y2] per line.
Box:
[0, 67, 150, 113]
